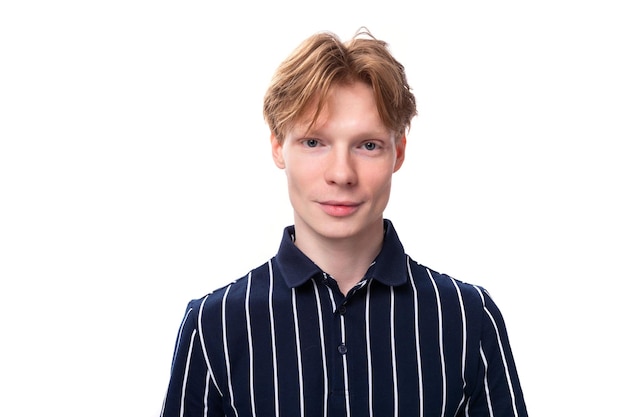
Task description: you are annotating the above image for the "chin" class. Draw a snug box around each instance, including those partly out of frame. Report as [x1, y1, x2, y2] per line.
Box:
[314, 219, 371, 240]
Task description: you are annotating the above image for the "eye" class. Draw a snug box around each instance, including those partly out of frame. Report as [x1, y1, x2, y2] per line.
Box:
[363, 141, 378, 151]
[304, 139, 319, 148]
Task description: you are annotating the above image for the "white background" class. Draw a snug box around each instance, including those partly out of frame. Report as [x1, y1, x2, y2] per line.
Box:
[1, 1, 624, 416]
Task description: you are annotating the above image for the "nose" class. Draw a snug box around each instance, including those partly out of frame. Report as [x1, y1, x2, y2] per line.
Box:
[324, 147, 357, 186]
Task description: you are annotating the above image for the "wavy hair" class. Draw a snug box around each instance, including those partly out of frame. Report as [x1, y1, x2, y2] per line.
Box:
[263, 28, 417, 143]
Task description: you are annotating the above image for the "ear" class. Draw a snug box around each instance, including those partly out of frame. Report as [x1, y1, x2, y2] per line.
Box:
[271, 133, 285, 169]
[393, 135, 407, 173]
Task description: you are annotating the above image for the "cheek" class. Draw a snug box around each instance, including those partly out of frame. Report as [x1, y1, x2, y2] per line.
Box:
[285, 150, 322, 174]
[284, 163, 317, 191]
[365, 165, 394, 190]
[367, 175, 395, 208]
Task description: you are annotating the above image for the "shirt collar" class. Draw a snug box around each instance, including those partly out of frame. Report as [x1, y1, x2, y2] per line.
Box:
[275, 219, 408, 288]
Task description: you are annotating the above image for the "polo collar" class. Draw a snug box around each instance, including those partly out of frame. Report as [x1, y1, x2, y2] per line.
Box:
[275, 219, 408, 289]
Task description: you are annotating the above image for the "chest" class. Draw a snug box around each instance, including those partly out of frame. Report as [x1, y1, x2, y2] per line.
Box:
[205, 280, 480, 416]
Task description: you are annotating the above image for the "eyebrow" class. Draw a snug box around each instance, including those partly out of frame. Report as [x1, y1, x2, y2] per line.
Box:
[300, 125, 392, 139]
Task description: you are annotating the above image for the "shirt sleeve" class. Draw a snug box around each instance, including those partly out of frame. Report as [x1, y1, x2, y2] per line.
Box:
[160, 300, 225, 417]
[467, 288, 528, 417]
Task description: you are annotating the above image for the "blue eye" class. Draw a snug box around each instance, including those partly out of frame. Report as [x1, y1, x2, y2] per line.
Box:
[363, 142, 377, 151]
[305, 139, 319, 147]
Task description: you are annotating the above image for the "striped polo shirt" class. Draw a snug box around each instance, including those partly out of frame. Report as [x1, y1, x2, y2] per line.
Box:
[160, 220, 527, 417]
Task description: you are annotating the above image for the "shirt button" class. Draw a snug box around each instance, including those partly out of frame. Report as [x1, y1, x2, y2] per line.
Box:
[337, 305, 346, 314]
[338, 344, 348, 355]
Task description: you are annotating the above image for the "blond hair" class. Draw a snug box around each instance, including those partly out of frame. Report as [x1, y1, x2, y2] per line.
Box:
[263, 28, 417, 143]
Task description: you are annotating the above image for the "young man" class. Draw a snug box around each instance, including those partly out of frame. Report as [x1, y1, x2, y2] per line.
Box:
[161, 29, 527, 417]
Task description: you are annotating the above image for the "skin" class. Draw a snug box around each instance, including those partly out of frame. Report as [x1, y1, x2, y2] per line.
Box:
[271, 81, 406, 294]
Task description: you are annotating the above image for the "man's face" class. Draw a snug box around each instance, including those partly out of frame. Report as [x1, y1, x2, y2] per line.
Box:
[271, 81, 406, 244]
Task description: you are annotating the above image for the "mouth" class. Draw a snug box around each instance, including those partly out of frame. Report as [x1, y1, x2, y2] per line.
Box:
[318, 201, 361, 217]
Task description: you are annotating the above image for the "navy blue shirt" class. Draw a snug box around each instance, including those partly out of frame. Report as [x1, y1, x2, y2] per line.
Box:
[161, 220, 527, 416]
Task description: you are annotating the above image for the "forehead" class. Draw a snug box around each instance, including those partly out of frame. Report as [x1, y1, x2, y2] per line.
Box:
[290, 82, 390, 136]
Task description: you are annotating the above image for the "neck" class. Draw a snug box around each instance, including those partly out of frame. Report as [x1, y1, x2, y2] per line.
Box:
[293, 219, 385, 295]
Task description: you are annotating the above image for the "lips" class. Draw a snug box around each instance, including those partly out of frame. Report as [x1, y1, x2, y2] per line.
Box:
[318, 201, 361, 217]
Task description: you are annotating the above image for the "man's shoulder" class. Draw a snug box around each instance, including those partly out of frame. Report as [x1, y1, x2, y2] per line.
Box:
[407, 258, 487, 304]
[187, 259, 275, 309]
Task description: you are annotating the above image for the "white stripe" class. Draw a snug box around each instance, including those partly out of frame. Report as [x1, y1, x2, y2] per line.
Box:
[449, 277, 468, 415]
[326, 282, 351, 416]
[365, 281, 374, 417]
[245, 272, 257, 417]
[473, 286, 519, 417]
[160, 309, 195, 416]
[484, 307, 519, 417]
[198, 295, 223, 398]
[221, 285, 239, 417]
[312, 281, 329, 417]
[197, 296, 220, 417]
[426, 268, 447, 417]
[291, 288, 306, 417]
[203, 371, 211, 417]
[173, 308, 193, 365]
[268, 261, 280, 417]
[479, 346, 495, 417]
[406, 256, 424, 417]
[179, 329, 197, 417]
[390, 286, 399, 417]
